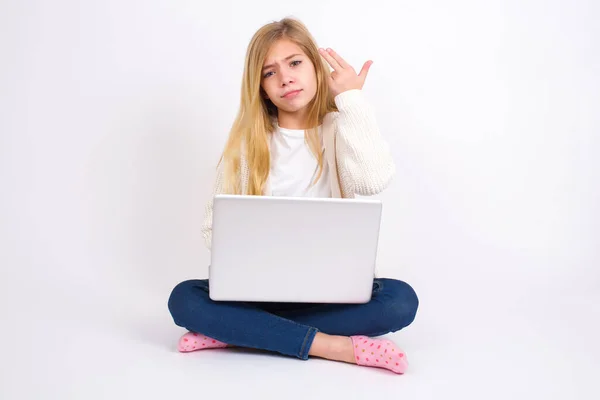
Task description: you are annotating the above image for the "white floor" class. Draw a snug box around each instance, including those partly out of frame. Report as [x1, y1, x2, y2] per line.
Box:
[2, 275, 599, 400]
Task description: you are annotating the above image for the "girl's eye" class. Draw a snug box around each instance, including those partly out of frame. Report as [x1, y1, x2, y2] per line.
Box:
[263, 60, 301, 79]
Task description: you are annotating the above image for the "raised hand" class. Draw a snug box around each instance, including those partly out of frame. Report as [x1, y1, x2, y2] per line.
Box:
[318, 47, 373, 97]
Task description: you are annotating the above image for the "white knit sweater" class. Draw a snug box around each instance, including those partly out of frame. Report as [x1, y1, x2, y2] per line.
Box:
[201, 88, 395, 249]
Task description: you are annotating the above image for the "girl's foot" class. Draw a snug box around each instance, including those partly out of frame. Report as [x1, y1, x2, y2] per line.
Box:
[177, 331, 228, 352]
[309, 333, 408, 374]
[351, 336, 408, 374]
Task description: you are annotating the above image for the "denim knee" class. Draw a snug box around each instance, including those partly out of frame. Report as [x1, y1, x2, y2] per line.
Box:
[167, 279, 208, 324]
[377, 279, 419, 332]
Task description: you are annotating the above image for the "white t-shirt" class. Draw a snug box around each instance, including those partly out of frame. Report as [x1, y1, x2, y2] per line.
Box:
[269, 125, 331, 198]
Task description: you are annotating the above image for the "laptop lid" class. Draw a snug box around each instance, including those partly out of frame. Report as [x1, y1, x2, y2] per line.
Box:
[209, 194, 382, 303]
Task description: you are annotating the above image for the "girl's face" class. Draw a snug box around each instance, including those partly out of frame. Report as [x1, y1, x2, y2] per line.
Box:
[260, 39, 318, 118]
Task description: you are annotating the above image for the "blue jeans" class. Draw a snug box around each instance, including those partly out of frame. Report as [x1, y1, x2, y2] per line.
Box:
[168, 278, 419, 360]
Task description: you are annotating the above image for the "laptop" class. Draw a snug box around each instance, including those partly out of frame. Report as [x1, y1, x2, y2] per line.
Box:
[208, 194, 383, 304]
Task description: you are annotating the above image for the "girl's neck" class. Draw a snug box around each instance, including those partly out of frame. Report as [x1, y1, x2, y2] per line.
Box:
[276, 109, 310, 130]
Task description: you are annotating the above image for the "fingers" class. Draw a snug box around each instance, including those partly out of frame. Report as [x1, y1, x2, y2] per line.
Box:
[325, 48, 351, 69]
[319, 48, 343, 71]
[358, 60, 373, 80]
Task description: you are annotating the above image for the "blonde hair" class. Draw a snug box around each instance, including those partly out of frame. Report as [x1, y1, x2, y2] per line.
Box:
[219, 17, 338, 195]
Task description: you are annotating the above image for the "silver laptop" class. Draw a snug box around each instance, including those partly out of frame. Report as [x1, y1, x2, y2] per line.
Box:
[208, 194, 382, 304]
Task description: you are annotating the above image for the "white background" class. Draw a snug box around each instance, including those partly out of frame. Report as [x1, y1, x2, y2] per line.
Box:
[1, 0, 598, 399]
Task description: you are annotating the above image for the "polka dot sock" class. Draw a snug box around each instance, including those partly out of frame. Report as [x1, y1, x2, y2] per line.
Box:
[178, 331, 228, 352]
[350, 336, 408, 374]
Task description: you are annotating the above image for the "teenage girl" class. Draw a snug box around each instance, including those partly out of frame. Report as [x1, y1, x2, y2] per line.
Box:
[168, 17, 419, 374]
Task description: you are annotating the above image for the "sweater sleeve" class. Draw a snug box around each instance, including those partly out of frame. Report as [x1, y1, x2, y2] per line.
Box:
[200, 161, 226, 250]
[333, 89, 396, 196]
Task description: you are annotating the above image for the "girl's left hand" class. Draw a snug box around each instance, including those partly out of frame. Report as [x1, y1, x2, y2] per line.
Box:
[318, 48, 373, 97]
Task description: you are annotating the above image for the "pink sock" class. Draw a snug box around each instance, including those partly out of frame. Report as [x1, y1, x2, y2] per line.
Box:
[178, 331, 228, 353]
[351, 336, 408, 374]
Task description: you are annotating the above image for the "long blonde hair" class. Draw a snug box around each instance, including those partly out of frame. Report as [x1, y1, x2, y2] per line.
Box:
[219, 17, 338, 195]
